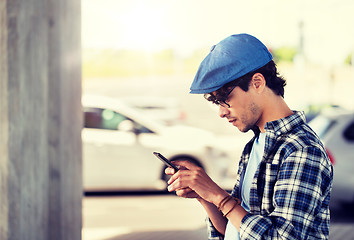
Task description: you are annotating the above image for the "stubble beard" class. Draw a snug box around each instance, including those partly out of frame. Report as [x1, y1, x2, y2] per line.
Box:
[238, 101, 260, 133]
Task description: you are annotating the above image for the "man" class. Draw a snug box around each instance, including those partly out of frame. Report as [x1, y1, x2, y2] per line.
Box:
[166, 34, 333, 239]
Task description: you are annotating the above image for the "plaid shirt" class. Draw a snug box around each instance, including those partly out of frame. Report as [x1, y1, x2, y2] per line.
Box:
[208, 111, 333, 239]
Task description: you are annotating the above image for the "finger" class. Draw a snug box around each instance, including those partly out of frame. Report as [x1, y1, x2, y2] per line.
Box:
[168, 173, 196, 191]
[167, 170, 179, 185]
[175, 188, 195, 198]
[165, 167, 175, 175]
[172, 160, 200, 170]
[167, 169, 192, 185]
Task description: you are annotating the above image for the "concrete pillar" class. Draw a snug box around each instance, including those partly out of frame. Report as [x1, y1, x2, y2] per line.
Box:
[0, 0, 82, 239]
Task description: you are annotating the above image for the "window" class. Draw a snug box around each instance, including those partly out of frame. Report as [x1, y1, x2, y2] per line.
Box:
[308, 115, 336, 139]
[84, 107, 127, 130]
[84, 107, 153, 134]
[343, 121, 354, 141]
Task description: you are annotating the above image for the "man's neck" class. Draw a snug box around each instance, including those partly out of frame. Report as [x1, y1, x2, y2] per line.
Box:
[257, 96, 293, 133]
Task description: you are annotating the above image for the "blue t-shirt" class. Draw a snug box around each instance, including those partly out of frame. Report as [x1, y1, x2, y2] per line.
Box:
[224, 132, 266, 240]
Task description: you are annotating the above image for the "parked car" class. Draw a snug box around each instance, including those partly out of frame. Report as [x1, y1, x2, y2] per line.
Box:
[82, 94, 233, 192]
[301, 103, 342, 122]
[308, 108, 354, 208]
[120, 96, 186, 126]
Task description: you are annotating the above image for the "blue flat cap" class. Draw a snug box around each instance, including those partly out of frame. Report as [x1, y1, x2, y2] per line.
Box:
[190, 34, 273, 94]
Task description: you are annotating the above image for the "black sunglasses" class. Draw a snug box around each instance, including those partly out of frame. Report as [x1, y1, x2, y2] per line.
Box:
[204, 85, 236, 108]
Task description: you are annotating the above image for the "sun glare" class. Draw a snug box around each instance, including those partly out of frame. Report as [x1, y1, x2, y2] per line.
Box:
[120, 5, 170, 52]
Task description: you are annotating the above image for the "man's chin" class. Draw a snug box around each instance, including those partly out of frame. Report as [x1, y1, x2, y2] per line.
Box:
[237, 126, 248, 133]
[237, 125, 254, 133]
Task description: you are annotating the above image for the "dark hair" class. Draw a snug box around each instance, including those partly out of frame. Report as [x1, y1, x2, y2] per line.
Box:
[205, 60, 286, 104]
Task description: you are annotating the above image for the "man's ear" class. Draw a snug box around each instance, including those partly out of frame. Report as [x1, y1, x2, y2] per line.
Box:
[251, 73, 266, 93]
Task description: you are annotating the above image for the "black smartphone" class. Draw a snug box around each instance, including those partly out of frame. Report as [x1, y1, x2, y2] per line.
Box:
[153, 152, 179, 172]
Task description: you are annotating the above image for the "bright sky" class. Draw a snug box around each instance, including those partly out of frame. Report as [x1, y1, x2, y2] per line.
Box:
[82, 0, 354, 65]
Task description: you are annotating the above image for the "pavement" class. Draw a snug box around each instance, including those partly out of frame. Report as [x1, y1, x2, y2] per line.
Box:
[82, 194, 354, 240]
[85, 223, 354, 240]
[104, 228, 206, 240]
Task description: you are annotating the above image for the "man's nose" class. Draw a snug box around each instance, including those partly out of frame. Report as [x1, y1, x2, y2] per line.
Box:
[218, 106, 229, 118]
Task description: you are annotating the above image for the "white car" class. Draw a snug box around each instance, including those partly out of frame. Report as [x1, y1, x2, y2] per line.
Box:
[308, 108, 354, 208]
[82, 94, 233, 192]
[120, 96, 186, 126]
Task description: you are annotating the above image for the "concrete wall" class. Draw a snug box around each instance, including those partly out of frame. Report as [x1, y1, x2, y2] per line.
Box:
[0, 0, 82, 239]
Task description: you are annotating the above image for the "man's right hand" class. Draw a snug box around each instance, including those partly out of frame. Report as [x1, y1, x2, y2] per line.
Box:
[166, 161, 227, 206]
[165, 161, 200, 199]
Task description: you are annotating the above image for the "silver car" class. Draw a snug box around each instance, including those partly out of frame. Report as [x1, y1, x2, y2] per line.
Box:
[82, 94, 233, 191]
[308, 108, 354, 208]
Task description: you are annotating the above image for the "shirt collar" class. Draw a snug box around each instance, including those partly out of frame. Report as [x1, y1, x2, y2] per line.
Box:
[264, 111, 306, 136]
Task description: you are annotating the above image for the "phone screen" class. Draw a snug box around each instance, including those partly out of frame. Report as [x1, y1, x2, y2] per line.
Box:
[153, 152, 179, 172]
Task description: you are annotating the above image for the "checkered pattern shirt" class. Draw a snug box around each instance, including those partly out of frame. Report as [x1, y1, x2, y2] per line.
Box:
[207, 111, 333, 239]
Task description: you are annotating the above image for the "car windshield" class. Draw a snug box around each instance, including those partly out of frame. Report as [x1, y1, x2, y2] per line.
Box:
[308, 115, 336, 139]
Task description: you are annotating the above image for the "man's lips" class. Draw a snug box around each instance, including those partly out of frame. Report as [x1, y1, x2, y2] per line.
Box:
[228, 118, 237, 124]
